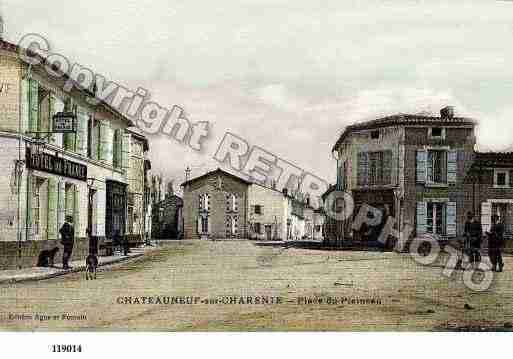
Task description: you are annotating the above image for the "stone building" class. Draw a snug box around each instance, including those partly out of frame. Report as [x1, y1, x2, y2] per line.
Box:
[0, 39, 149, 269]
[466, 152, 513, 239]
[332, 107, 476, 245]
[125, 128, 151, 245]
[182, 168, 323, 241]
[181, 168, 250, 240]
[152, 180, 183, 239]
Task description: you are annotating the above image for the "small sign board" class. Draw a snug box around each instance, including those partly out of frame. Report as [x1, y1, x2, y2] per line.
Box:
[52, 111, 76, 133]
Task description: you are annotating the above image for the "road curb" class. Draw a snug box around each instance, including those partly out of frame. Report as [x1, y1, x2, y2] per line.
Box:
[0, 253, 144, 285]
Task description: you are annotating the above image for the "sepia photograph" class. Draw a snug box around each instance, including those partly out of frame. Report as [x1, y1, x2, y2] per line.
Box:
[0, 0, 512, 356]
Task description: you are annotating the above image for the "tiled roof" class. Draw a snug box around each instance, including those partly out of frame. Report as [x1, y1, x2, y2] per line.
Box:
[1, 39, 134, 127]
[332, 113, 476, 151]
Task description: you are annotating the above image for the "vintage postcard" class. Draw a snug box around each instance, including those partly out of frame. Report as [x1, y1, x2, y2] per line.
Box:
[1, 0, 513, 340]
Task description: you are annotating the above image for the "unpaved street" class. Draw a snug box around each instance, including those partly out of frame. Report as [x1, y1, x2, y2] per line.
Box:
[1, 241, 513, 331]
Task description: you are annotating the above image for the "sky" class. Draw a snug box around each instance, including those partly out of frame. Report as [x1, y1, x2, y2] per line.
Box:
[2, 0, 513, 189]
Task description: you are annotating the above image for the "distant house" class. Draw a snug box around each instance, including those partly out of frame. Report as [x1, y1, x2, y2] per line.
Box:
[181, 168, 250, 240]
[181, 168, 324, 240]
[151, 180, 183, 239]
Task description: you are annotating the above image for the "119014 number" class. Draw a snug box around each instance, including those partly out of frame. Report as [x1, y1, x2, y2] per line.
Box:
[51, 345, 82, 353]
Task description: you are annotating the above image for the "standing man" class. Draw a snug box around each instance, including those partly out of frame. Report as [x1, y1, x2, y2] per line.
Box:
[487, 214, 505, 272]
[469, 214, 483, 266]
[60, 215, 75, 270]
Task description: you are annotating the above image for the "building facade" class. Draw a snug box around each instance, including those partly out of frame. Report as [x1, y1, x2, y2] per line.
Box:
[182, 168, 249, 240]
[0, 39, 149, 269]
[332, 107, 475, 245]
[331, 106, 513, 247]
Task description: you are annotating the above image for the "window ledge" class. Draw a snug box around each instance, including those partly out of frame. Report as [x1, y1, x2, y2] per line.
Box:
[493, 185, 511, 189]
[425, 182, 449, 188]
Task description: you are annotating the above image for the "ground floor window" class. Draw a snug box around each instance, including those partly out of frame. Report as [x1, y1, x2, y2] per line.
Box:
[417, 201, 456, 238]
[427, 202, 446, 235]
[31, 177, 44, 236]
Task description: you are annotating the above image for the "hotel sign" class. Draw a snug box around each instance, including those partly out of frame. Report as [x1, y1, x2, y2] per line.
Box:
[26, 147, 87, 181]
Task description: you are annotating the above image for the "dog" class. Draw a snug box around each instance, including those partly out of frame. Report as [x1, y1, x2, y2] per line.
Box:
[85, 254, 99, 280]
[37, 247, 60, 267]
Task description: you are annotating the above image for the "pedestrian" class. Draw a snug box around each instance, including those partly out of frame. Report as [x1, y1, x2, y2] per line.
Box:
[469, 214, 483, 266]
[457, 212, 474, 269]
[59, 215, 75, 270]
[487, 214, 505, 272]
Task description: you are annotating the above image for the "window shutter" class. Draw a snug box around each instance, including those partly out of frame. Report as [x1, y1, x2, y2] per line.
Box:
[226, 194, 231, 212]
[57, 182, 66, 230]
[337, 162, 344, 190]
[207, 215, 211, 234]
[26, 174, 33, 240]
[197, 216, 202, 234]
[63, 99, 77, 151]
[416, 201, 427, 235]
[99, 120, 111, 162]
[446, 202, 457, 237]
[74, 187, 80, 237]
[47, 178, 58, 240]
[21, 77, 30, 132]
[112, 128, 121, 169]
[233, 194, 238, 212]
[199, 195, 203, 211]
[28, 79, 39, 134]
[383, 150, 393, 184]
[481, 202, 492, 234]
[447, 150, 457, 185]
[416, 150, 427, 183]
[206, 194, 210, 212]
[357, 152, 369, 186]
[121, 132, 131, 172]
[76, 107, 88, 156]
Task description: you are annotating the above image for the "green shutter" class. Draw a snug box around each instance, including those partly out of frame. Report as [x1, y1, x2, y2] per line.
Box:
[28, 79, 39, 134]
[113, 129, 122, 168]
[447, 150, 457, 185]
[63, 99, 76, 151]
[416, 201, 427, 235]
[26, 174, 33, 240]
[76, 106, 88, 156]
[47, 178, 58, 240]
[99, 120, 110, 162]
[122, 133, 131, 172]
[57, 182, 66, 230]
[74, 186, 80, 238]
[21, 78, 30, 132]
[416, 150, 427, 183]
[446, 202, 457, 237]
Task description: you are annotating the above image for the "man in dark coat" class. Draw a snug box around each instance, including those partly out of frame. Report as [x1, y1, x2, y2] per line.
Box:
[469, 214, 482, 266]
[59, 215, 75, 269]
[487, 215, 505, 272]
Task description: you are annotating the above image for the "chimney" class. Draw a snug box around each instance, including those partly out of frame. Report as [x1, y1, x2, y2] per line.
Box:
[282, 188, 288, 197]
[440, 106, 454, 119]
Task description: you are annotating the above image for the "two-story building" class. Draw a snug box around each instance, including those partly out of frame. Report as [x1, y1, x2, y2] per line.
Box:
[332, 106, 477, 246]
[181, 168, 249, 240]
[0, 39, 149, 268]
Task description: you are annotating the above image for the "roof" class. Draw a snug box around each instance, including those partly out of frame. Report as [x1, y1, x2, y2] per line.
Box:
[473, 151, 513, 168]
[0, 39, 134, 127]
[180, 167, 251, 188]
[332, 113, 476, 152]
